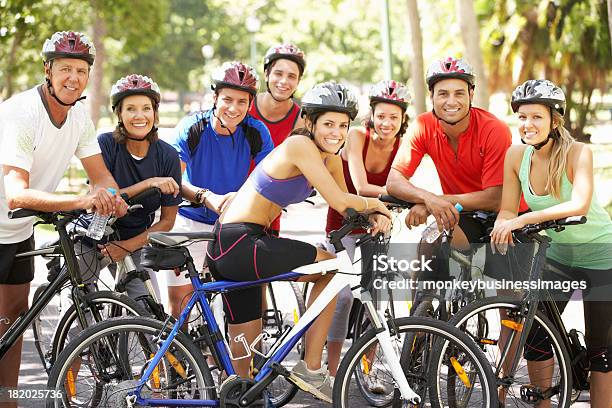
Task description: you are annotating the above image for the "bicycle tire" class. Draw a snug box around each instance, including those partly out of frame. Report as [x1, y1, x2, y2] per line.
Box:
[333, 316, 496, 408]
[31, 283, 60, 374]
[50, 290, 146, 367]
[447, 297, 573, 408]
[46, 316, 215, 407]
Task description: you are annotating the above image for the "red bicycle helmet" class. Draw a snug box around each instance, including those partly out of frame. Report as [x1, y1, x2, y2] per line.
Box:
[110, 74, 161, 110]
[42, 31, 96, 65]
[263, 44, 306, 76]
[426, 57, 475, 90]
[211, 61, 259, 96]
[369, 80, 410, 111]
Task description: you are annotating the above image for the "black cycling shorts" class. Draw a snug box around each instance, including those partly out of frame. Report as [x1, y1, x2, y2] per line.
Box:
[207, 222, 317, 324]
[0, 235, 35, 285]
[524, 258, 612, 372]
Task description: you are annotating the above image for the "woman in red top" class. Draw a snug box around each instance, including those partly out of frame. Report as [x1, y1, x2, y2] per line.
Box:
[325, 80, 410, 377]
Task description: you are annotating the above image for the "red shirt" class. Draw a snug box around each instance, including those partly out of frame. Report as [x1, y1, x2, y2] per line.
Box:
[249, 98, 300, 147]
[326, 128, 400, 233]
[392, 108, 529, 212]
[248, 98, 301, 232]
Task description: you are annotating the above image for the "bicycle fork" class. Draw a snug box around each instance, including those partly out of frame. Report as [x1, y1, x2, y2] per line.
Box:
[359, 291, 421, 405]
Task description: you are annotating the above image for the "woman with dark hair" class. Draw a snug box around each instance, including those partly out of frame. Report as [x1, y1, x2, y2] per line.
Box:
[206, 81, 392, 399]
[491, 79, 612, 407]
[324, 79, 410, 380]
[84, 74, 181, 299]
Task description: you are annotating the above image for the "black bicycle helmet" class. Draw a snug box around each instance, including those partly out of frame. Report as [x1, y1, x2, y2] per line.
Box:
[511, 79, 566, 115]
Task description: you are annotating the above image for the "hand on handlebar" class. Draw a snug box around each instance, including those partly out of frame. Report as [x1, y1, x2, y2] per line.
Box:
[87, 188, 128, 217]
[98, 240, 130, 262]
[405, 203, 429, 229]
[367, 213, 392, 236]
[364, 197, 392, 220]
[149, 177, 180, 197]
[489, 217, 525, 255]
[424, 196, 459, 232]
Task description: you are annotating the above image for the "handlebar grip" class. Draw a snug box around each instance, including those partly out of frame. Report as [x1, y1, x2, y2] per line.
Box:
[128, 187, 161, 205]
[559, 215, 587, 226]
[8, 208, 42, 219]
[379, 194, 414, 209]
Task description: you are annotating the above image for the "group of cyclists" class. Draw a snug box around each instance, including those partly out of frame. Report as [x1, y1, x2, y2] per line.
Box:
[0, 30, 610, 407]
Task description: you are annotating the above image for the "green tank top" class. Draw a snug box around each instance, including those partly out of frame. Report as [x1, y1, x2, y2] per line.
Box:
[519, 146, 612, 269]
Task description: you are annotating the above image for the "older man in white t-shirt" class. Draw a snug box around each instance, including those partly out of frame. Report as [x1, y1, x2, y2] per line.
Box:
[0, 31, 127, 396]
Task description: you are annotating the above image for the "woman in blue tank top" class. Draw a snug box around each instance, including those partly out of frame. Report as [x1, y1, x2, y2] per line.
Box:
[490, 79, 612, 407]
[206, 82, 392, 396]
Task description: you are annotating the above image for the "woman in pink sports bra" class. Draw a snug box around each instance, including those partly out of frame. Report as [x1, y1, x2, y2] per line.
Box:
[206, 82, 392, 396]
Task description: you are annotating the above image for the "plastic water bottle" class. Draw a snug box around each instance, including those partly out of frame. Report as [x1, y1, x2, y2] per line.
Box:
[422, 203, 463, 243]
[86, 188, 116, 240]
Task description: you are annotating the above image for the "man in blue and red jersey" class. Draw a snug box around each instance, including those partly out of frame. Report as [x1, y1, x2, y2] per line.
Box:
[387, 56, 529, 281]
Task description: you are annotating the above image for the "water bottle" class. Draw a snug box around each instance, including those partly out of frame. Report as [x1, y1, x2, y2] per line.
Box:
[86, 188, 116, 241]
[422, 203, 463, 243]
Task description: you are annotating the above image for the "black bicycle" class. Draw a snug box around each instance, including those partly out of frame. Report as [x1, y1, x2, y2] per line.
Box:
[446, 215, 589, 407]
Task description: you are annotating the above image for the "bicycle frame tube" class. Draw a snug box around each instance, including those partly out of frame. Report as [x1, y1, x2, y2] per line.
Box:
[134, 246, 422, 405]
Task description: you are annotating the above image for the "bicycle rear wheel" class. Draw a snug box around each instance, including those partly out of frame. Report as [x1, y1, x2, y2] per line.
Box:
[47, 317, 215, 407]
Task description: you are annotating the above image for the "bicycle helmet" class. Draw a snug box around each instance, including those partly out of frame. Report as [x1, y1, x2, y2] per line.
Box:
[301, 81, 358, 120]
[511, 79, 566, 115]
[42, 31, 96, 65]
[110, 74, 161, 110]
[263, 43, 306, 76]
[426, 57, 475, 90]
[369, 80, 410, 111]
[211, 61, 259, 96]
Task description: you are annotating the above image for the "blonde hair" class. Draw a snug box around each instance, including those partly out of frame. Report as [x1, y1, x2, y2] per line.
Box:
[546, 110, 574, 199]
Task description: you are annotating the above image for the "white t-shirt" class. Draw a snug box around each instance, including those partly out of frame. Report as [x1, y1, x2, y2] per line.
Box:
[0, 86, 100, 243]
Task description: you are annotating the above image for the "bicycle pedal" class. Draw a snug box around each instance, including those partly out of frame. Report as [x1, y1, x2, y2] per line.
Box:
[287, 374, 332, 403]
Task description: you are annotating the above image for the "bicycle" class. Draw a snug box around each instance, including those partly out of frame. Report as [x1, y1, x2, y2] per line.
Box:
[445, 215, 589, 407]
[26, 188, 167, 373]
[46, 209, 497, 407]
[2, 207, 145, 375]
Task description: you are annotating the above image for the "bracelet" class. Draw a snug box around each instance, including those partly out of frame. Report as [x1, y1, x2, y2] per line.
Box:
[361, 196, 369, 212]
[194, 188, 208, 204]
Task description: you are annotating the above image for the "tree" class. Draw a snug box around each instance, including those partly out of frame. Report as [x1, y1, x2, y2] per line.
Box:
[405, 0, 426, 114]
[479, 0, 611, 140]
[457, 0, 489, 108]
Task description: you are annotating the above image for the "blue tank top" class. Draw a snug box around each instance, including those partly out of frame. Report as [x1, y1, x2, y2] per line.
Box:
[249, 163, 314, 208]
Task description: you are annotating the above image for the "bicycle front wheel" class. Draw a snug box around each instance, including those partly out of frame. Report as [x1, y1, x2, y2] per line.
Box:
[47, 317, 215, 407]
[51, 290, 146, 367]
[447, 297, 572, 408]
[333, 317, 496, 408]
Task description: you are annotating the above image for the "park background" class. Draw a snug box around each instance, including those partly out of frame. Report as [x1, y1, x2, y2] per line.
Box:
[2, 2, 611, 404]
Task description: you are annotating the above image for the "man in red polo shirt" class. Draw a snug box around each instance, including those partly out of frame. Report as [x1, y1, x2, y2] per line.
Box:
[387, 56, 528, 280]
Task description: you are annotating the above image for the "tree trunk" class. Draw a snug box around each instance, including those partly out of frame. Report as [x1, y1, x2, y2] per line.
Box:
[456, 0, 489, 109]
[405, 0, 426, 115]
[89, 8, 106, 128]
[2, 29, 24, 99]
[608, 0, 612, 54]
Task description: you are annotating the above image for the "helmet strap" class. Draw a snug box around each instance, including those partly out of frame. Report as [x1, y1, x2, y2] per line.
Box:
[45, 74, 86, 107]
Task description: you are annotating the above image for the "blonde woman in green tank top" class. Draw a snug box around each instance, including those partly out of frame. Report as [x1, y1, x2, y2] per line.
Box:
[490, 80, 612, 408]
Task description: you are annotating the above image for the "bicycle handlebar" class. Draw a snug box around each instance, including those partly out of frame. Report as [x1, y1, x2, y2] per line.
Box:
[518, 215, 587, 236]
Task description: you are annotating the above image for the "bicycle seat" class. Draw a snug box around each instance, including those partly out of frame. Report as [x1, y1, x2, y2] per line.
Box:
[148, 231, 215, 247]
